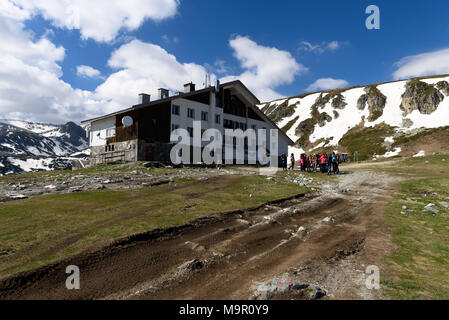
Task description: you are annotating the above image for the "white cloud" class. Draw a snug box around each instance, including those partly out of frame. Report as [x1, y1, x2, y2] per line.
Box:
[222, 35, 307, 102]
[214, 60, 228, 74]
[11, 0, 180, 42]
[76, 65, 102, 79]
[299, 40, 346, 54]
[94, 39, 211, 112]
[0, 3, 101, 124]
[393, 48, 449, 80]
[306, 78, 349, 91]
[0, 2, 307, 123]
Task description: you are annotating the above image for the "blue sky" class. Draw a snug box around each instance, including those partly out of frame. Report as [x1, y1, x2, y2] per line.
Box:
[2, 0, 449, 124]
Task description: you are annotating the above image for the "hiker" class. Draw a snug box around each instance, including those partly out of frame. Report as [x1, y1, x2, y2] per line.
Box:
[319, 153, 326, 173]
[290, 153, 295, 170]
[308, 154, 313, 172]
[332, 152, 337, 173]
[300, 154, 305, 172]
[327, 153, 333, 175]
[281, 153, 287, 171]
[313, 154, 318, 172]
[335, 154, 341, 174]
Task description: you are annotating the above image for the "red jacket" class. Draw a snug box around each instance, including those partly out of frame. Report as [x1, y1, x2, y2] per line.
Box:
[320, 155, 326, 164]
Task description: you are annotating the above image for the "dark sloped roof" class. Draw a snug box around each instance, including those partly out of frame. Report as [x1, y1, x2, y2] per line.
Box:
[81, 80, 293, 145]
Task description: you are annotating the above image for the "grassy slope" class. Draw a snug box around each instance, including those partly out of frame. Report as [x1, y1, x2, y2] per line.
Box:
[0, 170, 307, 278]
[348, 155, 449, 299]
[336, 125, 395, 160]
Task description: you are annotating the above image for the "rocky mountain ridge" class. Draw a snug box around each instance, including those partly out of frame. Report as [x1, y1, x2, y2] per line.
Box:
[259, 75, 449, 160]
[0, 120, 88, 175]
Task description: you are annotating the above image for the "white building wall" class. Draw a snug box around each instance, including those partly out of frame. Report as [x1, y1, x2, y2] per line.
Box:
[87, 89, 290, 164]
[89, 117, 116, 147]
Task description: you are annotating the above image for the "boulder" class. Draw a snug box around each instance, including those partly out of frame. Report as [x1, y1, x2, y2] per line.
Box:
[400, 80, 444, 115]
[436, 81, 449, 96]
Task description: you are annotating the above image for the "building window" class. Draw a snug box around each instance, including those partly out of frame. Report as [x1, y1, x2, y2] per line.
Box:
[171, 124, 179, 132]
[187, 108, 195, 118]
[187, 127, 193, 137]
[106, 128, 115, 138]
[201, 111, 208, 121]
[215, 115, 221, 124]
[172, 105, 180, 115]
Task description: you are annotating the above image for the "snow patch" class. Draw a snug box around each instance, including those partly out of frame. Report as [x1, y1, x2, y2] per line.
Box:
[413, 150, 426, 158]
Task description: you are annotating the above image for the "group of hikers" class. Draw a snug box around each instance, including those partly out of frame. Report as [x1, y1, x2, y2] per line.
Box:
[280, 152, 348, 175]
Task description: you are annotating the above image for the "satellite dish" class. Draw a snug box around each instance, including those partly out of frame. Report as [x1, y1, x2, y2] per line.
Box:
[122, 116, 133, 128]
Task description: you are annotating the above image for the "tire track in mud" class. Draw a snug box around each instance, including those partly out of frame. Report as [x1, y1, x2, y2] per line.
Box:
[0, 170, 397, 300]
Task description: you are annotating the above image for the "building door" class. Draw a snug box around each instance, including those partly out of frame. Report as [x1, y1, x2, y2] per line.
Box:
[146, 145, 154, 161]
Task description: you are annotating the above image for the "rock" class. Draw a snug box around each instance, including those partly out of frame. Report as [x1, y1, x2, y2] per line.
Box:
[9, 194, 28, 200]
[92, 184, 105, 190]
[266, 177, 274, 181]
[283, 206, 296, 213]
[253, 277, 326, 300]
[178, 259, 204, 273]
[331, 93, 347, 110]
[70, 187, 83, 193]
[333, 110, 340, 119]
[357, 86, 387, 121]
[402, 118, 414, 128]
[438, 201, 449, 209]
[44, 185, 57, 190]
[307, 284, 327, 300]
[424, 203, 439, 214]
[322, 217, 331, 223]
[317, 112, 332, 127]
[436, 81, 449, 96]
[400, 80, 444, 115]
[123, 176, 131, 180]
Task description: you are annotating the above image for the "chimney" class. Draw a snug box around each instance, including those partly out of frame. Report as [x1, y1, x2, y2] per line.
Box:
[138, 93, 151, 104]
[158, 88, 169, 100]
[184, 82, 196, 93]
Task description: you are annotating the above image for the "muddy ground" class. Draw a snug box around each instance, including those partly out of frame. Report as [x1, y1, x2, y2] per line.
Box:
[0, 169, 397, 300]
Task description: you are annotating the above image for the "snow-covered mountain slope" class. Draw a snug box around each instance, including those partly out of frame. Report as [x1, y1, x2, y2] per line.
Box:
[0, 120, 88, 175]
[259, 75, 449, 160]
[0, 120, 87, 157]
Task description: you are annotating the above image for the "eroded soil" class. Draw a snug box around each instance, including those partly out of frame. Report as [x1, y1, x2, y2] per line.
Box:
[0, 170, 397, 300]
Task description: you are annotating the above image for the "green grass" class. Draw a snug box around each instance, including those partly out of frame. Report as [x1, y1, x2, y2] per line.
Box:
[392, 126, 449, 147]
[346, 154, 449, 299]
[382, 175, 449, 299]
[339, 125, 395, 161]
[0, 173, 307, 278]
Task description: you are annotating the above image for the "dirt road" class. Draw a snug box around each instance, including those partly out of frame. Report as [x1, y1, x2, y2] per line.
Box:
[0, 169, 397, 300]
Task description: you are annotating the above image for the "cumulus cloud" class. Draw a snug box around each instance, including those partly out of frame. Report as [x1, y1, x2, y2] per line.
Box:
[222, 35, 307, 102]
[0, 5, 99, 123]
[306, 78, 349, 91]
[76, 65, 102, 79]
[94, 39, 211, 112]
[299, 40, 347, 54]
[393, 48, 449, 80]
[11, 0, 180, 42]
[0, 2, 307, 123]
